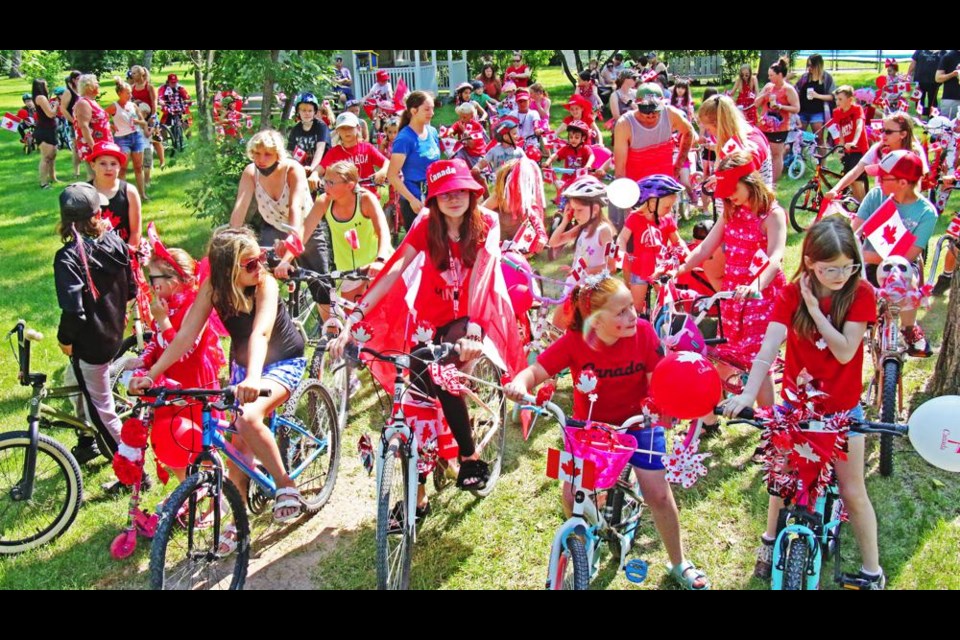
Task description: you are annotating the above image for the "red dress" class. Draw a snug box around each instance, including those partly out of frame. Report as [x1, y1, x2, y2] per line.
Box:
[736, 87, 758, 125]
[73, 97, 114, 159]
[719, 204, 786, 364]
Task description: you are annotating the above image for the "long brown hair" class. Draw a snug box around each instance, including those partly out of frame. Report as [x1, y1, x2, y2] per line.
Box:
[399, 91, 432, 132]
[424, 195, 487, 270]
[792, 217, 863, 342]
[884, 112, 917, 152]
[207, 226, 260, 318]
[570, 276, 626, 334]
[716, 151, 777, 219]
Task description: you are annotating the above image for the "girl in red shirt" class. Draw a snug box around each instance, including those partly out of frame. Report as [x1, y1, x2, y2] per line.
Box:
[723, 217, 884, 589]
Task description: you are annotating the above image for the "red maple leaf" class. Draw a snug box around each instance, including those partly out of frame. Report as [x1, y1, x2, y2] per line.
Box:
[561, 458, 580, 480]
[752, 255, 766, 269]
[882, 224, 899, 246]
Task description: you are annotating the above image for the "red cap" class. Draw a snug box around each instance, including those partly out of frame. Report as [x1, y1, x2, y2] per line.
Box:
[426, 159, 484, 201]
[713, 162, 755, 199]
[88, 141, 127, 165]
[376, 70, 390, 83]
[516, 89, 531, 102]
[865, 149, 924, 182]
[167, 74, 178, 84]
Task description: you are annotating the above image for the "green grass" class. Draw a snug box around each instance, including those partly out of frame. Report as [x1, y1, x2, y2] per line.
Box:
[1, 66, 959, 590]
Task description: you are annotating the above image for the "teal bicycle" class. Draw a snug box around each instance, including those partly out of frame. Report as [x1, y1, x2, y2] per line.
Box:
[145, 381, 338, 590]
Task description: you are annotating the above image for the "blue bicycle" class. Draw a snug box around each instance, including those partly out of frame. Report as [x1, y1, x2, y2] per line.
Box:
[145, 382, 338, 590]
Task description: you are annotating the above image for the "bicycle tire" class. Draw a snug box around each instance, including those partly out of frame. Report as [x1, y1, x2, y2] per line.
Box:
[376, 437, 413, 590]
[789, 183, 821, 234]
[788, 157, 806, 181]
[606, 467, 642, 560]
[149, 471, 249, 590]
[553, 535, 590, 590]
[281, 379, 340, 513]
[465, 356, 507, 498]
[879, 360, 900, 477]
[782, 536, 811, 591]
[0, 432, 83, 555]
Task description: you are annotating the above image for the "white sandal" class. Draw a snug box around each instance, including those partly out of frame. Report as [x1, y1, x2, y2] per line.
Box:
[273, 487, 305, 523]
[218, 524, 240, 556]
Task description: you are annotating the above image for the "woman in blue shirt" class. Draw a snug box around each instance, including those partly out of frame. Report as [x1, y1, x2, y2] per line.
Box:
[387, 91, 442, 230]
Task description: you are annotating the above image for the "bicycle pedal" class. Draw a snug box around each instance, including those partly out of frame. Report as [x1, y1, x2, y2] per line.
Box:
[624, 559, 649, 584]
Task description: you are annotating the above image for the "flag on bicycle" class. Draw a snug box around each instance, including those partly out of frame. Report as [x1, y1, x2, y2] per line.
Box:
[1, 112, 21, 132]
[546, 448, 597, 491]
[859, 196, 916, 259]
[947, 214, 960, 239]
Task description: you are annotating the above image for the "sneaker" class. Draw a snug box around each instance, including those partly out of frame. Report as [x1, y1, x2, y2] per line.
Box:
[700, 421, 722, 441]
[754, 537, 775, 581]
[71, 437, 101, 466]
[102, 473, 153, 496]
[859, 569, 886, 590]
[932, 273, 954, 297]
[902, 325, 933, 358]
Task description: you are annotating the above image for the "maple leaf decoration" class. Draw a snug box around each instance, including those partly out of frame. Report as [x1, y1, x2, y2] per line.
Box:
[562, 458, 580, 480]
[752, 254, 766, 269]
[793, 442, 820, 464]
[882, 224, 899, 246]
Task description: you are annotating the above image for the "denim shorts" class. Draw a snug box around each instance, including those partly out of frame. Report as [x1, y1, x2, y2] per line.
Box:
[625, 426, 668, 471]
[629, 272, 652, 287]
[230, 357, 307, 394]
[115, 130, 147, 154]
[798, 112, 825, 126]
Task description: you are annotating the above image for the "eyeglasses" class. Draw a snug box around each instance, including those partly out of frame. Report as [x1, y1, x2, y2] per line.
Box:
[437, 190, 470, 201]
[815, 264, 860, 279]
[882, 128, 904, 136]
[240, 250, 267, 274]
[324, 178, 348, 187]
[148, 274, 174, 286]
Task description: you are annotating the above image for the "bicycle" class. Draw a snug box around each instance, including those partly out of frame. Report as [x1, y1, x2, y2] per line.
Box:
[784, 128, 818, 181]
[722, 391, 958, 590]
[347, 328, 506, 590]
[515, 389, 705, 590]
[919, 120, 957, 214]
[1, 321, 84, 555]
[146, 381, 339, 590]
[864, 254, 935, 478]
[159, 101, 191, 156]
[788, 145, 861, 234]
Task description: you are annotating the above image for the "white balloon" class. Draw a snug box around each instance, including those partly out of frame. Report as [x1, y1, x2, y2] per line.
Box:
[908, 396, 960, 473]
[607, 179, 641, 210]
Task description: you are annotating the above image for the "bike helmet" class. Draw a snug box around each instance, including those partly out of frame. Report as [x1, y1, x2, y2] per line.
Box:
[494, 116, 519, 142]
[345, 99, 361, 109]
[562, 175, 608, 203]
[376, 70, 390, 83]
[22, 93, 31, 101]
[637, 174, 683, 203]
[470, 80, 484, 93]
[53, 86, 65, 96]
[296, 92, 320, 111]
[566, 120, 589, 137]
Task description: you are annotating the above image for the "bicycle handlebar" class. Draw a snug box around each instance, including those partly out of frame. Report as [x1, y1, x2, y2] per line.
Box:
[714, 407, 908, 436]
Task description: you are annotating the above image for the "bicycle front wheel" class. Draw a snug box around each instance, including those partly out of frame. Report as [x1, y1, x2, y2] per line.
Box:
[282, 379, 340, 514]
[376, 437, 413, 590]
[552, 535, 590, 590]
[781, 536, 811, 591]
[789, 184, 821, 234]
[879, 360, 900, 477]
[0, 432, 83, 555]
[149, 471, 249, 590]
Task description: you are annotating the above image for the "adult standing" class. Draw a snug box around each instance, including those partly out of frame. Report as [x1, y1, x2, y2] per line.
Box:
[32, 79, 60, 189]
[59, 71, 82, 178]
[909, 50, 942, 115]
[130, 65, 163, 171]
[476, 64, 502, 100]
[106, 78, 147, 199]
[795, 54, 835, 135]
[504, 51, 532, 89]
[935, 50, 960, 119]
[386, 91, 442, 230]
[73, 74, 115, 176]
[599, 54, 626, 106]
[333, 56, 355, 105]
[756, 56, 800, 182]
[609, 70, 638, 122]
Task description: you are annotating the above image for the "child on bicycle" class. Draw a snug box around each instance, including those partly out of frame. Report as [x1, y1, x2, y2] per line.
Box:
[449, 103, 489, 168]
[320, 112, 389, 191]
[504, 274, 710, 590]
[543, 121, 595, 204]
[722, 216, 884, 589]
[130, 226, 308, 524]
[616, 175, 688, 314]
[55, 183, 135, 466]
[475, 116, 525, 176]
[548, 176, 617, 329]
[344, 100, 370, 143]
[829, 86, 870, 202]
[557, 94, 603, 145]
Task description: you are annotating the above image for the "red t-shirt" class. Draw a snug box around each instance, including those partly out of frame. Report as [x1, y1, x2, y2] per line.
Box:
[505, 65, 531, 88]
[556, 144, 593, 170]
[831, 104, 869, 154]
[770, 280, 877, 415]
[404, 215, 493, 328]
[538, 319, 662, 425]
[450, 119, 487, 157]
[624, 213, 678, 280]
[321, 142, 388, 192]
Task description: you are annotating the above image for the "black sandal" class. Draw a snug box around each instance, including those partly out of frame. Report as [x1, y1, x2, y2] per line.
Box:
[456, 459, 490, 491]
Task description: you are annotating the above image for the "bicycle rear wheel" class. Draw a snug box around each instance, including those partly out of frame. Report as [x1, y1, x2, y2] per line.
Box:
[281, 379, 340, 513]
[0, 432, 83, 555]
[465, 356, 507, 498]
[149, 471, 249, 590]
[789, 184, 821, 233]
[606, 467, 643, 561]
[376, 437, 413, 590]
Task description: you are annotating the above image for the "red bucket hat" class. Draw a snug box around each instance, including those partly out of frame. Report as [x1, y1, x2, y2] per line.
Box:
[426, 159, 484, 201]
[564, 94, 593, 112]
[88, 141, 127, 165]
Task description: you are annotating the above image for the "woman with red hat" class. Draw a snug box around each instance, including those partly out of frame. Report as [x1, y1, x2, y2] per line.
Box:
[88, 141, 142, 248]
[331, 159, 524, 512]
[672, 151, 787, 407]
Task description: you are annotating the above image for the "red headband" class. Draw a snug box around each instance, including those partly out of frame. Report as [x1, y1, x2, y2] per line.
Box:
[714, 162, 758, 199]
[147, 222, 189, 280]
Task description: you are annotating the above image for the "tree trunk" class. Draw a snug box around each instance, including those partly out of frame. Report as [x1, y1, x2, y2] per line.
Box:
[187, 50, 215, 142]
[8, 50, 22, 78]
[143, 50, 154, 70]
[758, 50, 783, 85]
[560, 50, 578, 86]
[259, 50, 280, 132]
[930, 274, 960, 395]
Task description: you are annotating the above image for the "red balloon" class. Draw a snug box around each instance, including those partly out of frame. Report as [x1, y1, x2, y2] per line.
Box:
[502, 251, 535, 315]
[650, 352, 723, 420]
[876, 75, 888, 90]
[151, 413, 203, 469]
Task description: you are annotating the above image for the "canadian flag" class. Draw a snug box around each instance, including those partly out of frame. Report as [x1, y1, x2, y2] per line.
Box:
[748, 249, 770, 284]
[546, 448, 597, 491]
[819, 198, 854, 221]
[1, 112, 21, 132]
[721, 138, 745, 157]
[860, 197, 916, 259]
[947, 214, 960, 240]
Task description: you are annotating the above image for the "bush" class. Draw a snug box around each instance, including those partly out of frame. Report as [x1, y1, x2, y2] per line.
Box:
[185, 134, 249, 228]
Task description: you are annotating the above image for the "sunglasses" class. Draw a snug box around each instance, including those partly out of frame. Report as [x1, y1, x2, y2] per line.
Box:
[240, 250, 267, 274]
[815, 264, 860, 279]
[880, 262, 911, 275]
[148, 274, 174, 286]
[882, 128, 904, 135]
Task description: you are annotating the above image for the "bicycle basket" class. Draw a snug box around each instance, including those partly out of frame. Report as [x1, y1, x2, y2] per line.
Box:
[563, 425, 635, 490]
